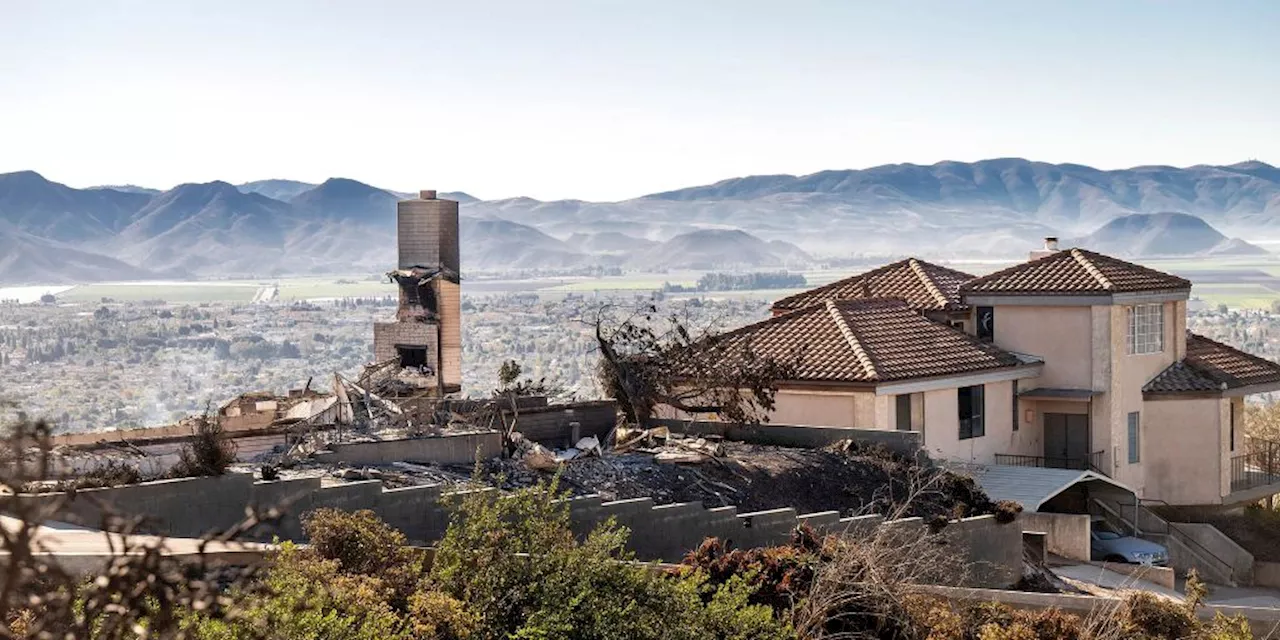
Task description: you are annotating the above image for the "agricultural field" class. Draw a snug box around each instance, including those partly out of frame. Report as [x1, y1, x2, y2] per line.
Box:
[16, 252, 1280, 310]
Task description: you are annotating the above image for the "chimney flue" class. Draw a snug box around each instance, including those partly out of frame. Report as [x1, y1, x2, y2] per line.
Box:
[1044, 236, 1059, 251]
[420, 190, 437, 200]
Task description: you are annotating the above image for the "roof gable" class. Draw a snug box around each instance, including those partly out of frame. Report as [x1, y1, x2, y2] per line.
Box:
[772, 258, 973, 312]
[720, 298, 1025, 384]
[959, 248, 1190, 297]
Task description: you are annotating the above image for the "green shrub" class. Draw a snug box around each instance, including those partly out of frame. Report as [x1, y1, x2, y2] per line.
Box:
[182, 543, 411, 640]
[429, 479, 792, 640]
[302, 508, 424, 606]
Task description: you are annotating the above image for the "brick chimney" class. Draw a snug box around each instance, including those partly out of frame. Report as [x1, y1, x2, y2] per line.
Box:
[1029, 236, 1059, 261]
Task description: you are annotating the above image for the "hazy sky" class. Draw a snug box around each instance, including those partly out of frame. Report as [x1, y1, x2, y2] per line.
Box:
[1, 1, 1277, 201]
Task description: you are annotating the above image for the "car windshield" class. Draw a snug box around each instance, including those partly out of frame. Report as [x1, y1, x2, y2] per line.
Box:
[1092, 520, 1125, 539]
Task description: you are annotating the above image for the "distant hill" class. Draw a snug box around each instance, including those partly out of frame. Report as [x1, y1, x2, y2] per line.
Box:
[626, 229, 812, 270]
[289, 178, 400, 227]
[237, 179, 317, 201]
[565, 231, 657, 253]
[0, 224, 156, 285]
[88, 185, 161, 195]
[109, 182, 296, 274]
[1076, 212, 1268, 257]
[461, 217, 589, 270]
[464, 158, 1280, 256]
[0, 171, 150, 243]
[4, 159, 1280, 283]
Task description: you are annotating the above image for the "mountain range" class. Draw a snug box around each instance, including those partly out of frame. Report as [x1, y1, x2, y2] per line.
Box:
[1, 158, 1277, 284]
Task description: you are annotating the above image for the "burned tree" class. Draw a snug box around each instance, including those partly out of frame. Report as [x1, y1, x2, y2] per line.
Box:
[594, 305, 801, 425]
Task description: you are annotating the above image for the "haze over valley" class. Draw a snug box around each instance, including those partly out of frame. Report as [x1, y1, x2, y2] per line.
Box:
[2, 158, 1278, 284]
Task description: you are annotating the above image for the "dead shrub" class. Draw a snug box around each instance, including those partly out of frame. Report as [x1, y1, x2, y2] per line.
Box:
[992, 500, 1023, 524]
[166, 412, 236, 478]
[21, 458, 143, 493]
[682, 527, 824, 613]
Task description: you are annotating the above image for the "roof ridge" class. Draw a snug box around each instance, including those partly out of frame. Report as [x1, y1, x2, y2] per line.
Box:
[1069, 248, 1113, 290]
[826, 300, 879, 379]
[908, 258, 950, 307]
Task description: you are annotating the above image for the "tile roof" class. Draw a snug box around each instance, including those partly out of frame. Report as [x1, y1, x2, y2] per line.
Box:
[718, 298, 1029, 384]
[773, 258, 974, 313]
[1144, 333, 1280, 395]
[959, 248, 1191, 297]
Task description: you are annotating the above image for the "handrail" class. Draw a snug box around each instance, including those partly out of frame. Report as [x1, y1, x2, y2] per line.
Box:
[994, 451, 1105, 473]
[1107, 497, 1237, 583]
[1230, 437, 1280, 492]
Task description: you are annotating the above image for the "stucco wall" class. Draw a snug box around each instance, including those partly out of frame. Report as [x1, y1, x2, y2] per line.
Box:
[1144, 398, 1223, 505]
[1105, 301, 1183, 492]
[991, 306, 1093, 389]
[921, 380, 1033, 464]
[768, 390, 859, 427]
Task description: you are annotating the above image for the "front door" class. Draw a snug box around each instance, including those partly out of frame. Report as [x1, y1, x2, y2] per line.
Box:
[1044, 413, 1090, 469]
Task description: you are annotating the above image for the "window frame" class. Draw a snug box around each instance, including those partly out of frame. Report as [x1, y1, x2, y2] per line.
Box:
[1126, 303, 1164, 355]
[1230, 401, 1236, 452]
[958, 384, 985, 440]
[895, 394, 912, 431]
[1127, 411, 1141, 464]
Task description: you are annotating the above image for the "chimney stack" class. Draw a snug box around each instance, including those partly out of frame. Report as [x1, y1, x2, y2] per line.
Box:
[419, 190, 437, 200]
[1029, 236, 1061, 261]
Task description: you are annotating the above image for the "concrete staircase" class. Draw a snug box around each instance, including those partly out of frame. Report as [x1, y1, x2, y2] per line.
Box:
[1093, 498, 1249, 587]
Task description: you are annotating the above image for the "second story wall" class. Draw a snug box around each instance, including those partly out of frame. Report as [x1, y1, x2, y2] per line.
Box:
[989, 305, 1094, 389]
[1103, 299, 1185, 489]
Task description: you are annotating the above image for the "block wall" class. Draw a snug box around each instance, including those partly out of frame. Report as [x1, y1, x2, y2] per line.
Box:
[19, 475, 1022, 589]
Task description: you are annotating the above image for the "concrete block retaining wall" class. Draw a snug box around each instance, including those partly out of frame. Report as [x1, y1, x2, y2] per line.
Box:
[16, 474, 1023, 588]
[1254, 562, 1280, 589]
[512, 401, 617, 447]
[320, 431, 502, 466]
[646, 419, 922, 457]
[1017, 512, 1091, 562]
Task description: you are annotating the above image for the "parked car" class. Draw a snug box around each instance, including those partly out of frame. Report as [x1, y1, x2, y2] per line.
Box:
[1090, 518, 1169, 566]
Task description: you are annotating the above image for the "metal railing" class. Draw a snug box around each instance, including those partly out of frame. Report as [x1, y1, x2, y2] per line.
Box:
[995, 451, 1105, 473]
[1104, 497, 1239, 585]
[1229, 436, 1280, 493]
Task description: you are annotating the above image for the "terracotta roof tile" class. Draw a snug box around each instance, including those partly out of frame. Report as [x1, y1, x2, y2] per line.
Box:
[1144, 333, 1280, 395]
[959, 248, 1190, 297]
[720, 298, 1029, 384]
[773, 258, 974, 312]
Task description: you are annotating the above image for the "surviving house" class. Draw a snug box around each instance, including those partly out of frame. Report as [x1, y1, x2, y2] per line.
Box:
[674, 239, 1280, 507]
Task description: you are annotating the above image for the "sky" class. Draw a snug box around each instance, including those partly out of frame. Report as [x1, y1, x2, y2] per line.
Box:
[1, 1, 1277, 201]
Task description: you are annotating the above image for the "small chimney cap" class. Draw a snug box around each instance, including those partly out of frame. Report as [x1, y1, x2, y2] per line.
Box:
[419, 190, 437, 200]
[1044, 236, 1059, 250]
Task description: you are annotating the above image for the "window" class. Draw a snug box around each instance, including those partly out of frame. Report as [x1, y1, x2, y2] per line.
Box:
[1230, 401, 1237, 452]
[895, 395, 912, 431]
[1011, 384, 1019, 432]
[1127, 411, 1140, 463]
[958, 385, 985, 440]
[976, 307, 995, 342]
[1127, 304, 1164, 355]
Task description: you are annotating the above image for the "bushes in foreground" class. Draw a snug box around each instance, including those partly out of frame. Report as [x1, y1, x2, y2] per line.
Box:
[178, 480, 792, 640]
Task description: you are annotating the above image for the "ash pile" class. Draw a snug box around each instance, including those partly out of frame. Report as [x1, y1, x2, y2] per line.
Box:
[475, 426, 1001, 521]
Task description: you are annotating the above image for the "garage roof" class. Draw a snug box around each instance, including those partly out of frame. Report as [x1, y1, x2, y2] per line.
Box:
[953, 464, 1135, 512]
